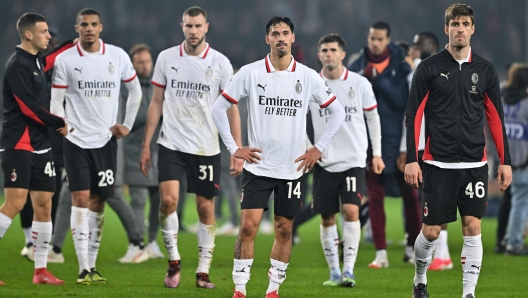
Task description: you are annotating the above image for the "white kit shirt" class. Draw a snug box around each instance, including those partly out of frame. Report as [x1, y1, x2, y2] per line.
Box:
[310, 67, 377, 172]
[151, 42, 233, 156]
[52, 40, 136, 148]
[222, 55, 336, 180]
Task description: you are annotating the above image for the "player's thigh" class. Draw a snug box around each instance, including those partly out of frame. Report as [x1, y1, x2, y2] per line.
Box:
[421, 163, 459, 225]
[186, 153, 221, 198]
[339, 167, 366, 208]
[88, 137, 117, 199]
[1, 150, 32, 190]
[458, 164, 488, 218]
[240, 169, 275, 211]
[274, 174, 306, 218]
[311, 164, 341, 215]
[157, 146, 186, 184]
[29, 151, 57, 192]
[64, 139, 92, 192]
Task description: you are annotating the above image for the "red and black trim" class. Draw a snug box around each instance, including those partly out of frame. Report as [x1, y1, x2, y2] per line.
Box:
[14, 94, 45, 126]
[363, 104, 378, 111]
[151, 81, 166, 88]
[43, 41, 75, 73]
[52, 84, 68, 89]
[221, 91, 238, 104]
[76, 40, 105, 57]
[14, 126, 34, 151]
[320, 96, 336, 108]
[180, 42, 211, 59]
[484, 93, 505, 164]
[414, 91, 429, 160]
[122, 73, 137, 83]
[265, 56, 271, 73]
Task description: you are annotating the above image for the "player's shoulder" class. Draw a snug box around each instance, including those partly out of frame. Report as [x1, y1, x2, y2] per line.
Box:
[469, 51, 495, 69]
[346, 70, 370, 85]
[103, 43, 128, 57]
[55, 45, 80, 61]
[295, 62, 321, 80]
[158, 45, 181, 59]
[205, 46, 229, 61]
[237, 58, 267, 76]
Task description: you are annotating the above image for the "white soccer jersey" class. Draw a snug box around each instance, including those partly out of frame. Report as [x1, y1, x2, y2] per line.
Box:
[310, 67, 377, 172]
[222, 55, 336, 180]
[151, 42, 233, 156]
[52, 40, 136, 149]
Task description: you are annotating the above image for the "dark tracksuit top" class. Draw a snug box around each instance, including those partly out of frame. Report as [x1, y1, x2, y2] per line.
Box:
[1, 42, 73, 152]
[406, 48, 511, 166]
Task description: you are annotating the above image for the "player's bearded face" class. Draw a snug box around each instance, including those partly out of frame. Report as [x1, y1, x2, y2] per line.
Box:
[31, 22, 51, 51]
[266, 23, 295, 58]
[445, 16, 474, 51]
[182, 14, 209, 49]
[76, 14, 103, 47]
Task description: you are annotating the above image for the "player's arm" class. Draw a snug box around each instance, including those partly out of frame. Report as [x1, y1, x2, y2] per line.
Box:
[7, 63, 65, 129]
[226, 103, 244, 176]
[111, 76, 142, 138]
[43, 40, 75, 73]
[397, 120, 407, 172]
[140, 85, 164, 176]
[485, 67, 512, 191]
[364, 108, 384, 174]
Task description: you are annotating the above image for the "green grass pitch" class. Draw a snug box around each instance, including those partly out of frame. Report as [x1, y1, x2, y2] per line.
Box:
[0, 193, 526, 297]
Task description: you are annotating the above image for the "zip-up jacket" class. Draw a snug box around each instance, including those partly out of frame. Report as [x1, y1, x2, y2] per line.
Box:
[1, 42, 73, 152]
[406, 48, 511, 166]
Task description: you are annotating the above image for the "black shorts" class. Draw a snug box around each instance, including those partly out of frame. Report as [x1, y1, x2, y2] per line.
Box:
[64, 137, 117, 199]
[240, 169, 305, 218]
[421, 163, 488, 225]
[1, 149, 57, 192]
[312, 164, 366, 215]
[158, 146, 220, 198]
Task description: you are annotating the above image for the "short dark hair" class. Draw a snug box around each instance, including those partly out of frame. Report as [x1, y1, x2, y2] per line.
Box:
[396, 40, 410, 54]
[17, 13, 46, 39]
[129, 43, 151, 59]
[445, 3, 474, 26]
[371, 21, 391, 37]
[318, 33, 346, 51]
[76, 8, 101, 23]
[183, 6, 207, 22]
[417, 31, 439, 51]
[265, 16, 294, 34]
[506, 63, 528, 90]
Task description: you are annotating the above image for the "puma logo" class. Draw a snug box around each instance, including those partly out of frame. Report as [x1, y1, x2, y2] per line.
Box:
[236, 267, 246, 273]
[471, 265, 481, 270]
[74, 67, 82, 74]
[440, 72, 449, 80]
[258, 84, 267, 91]
[171, 66, 179, 73]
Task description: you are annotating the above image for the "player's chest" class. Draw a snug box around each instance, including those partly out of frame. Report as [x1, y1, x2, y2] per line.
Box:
[69, 57, 122, 82]
[164, 62, 221, 89]
[429, 64, 488, 101]
[251, 73, 309, 102]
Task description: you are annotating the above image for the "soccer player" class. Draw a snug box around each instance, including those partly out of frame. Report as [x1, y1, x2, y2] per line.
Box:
[211, 17, 346, 298]
[51, 8, 142, 284]
[311, 34, 384, 288]
[140, 6, 242, 289]
[405, 4, 512, 298]
[0, 12, 71, 285]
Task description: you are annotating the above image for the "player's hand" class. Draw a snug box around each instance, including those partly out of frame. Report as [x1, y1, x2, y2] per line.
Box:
[372, 156, 385, 174]
[295, 147, 322, 173]
[230, 155, 244, 177]
[404, 162, 422, 189]
[396, 152, 406, 172]
[140, 147, 151, 176]
[110, 124, 130, 139]
[56, 121, 68, 137]
[497, 165, 512, 192]
[234, 147, 262, 164]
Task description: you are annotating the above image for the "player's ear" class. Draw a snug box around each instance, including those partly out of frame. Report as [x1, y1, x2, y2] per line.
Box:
[75, 24, 79, 34]
[24, 30, 33, 41]
[265, 34, 270, 45]
[444, 25, 448, 35]
[100, 23, 103, 33]
[291, 33, 295, 43]
[204, 22, 209, 34]
[341, 50, 346, 61]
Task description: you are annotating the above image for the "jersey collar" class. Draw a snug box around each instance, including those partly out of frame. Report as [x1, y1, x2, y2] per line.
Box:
[179, 41, 210, 59]
[443, 45, 472, 63]
[320, 66, 348, 81]
[76, 39, 105, 57]
[265, 54, 296, 73]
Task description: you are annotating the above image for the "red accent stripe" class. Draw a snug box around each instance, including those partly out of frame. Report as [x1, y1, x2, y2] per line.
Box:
[32, 231, 38, 234]
[265, 56, 271, 73]
[52, 84, 68, 89]
[151, 81, 166, 88]
[414, 91, 429, 161]
[122, 73, 137, 83]
[44, 43, 74, 73]
[320, 95, 336, 108]
[482, 145, 487, 161]
[291, 60, 296, 72]
[343, 70, 348, 80]
[484, 93, 504, 163]
[77, 44, 83, 57]
[101, 41, 105, 54]
[14, 94, 45, 125]
[423, 136, 433, 160]
[221, 91, 238, 104]
[363, 104, 378, 111]
[202, 45, 210, 59]
[14, 126, 34, 151]
[180, 43, 184, 56]
[468, 51, 472, 62]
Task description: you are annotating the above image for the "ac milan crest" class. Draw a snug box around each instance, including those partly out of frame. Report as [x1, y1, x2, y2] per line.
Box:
[423, 204, 429, 217]
[10, 169, 17, 182]
[240, 191, 244, 202]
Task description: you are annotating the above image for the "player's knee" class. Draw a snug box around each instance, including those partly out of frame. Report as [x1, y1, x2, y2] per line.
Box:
[463, 219, 481, 236]
[275, 218, 293, 239]
[72, 193, 90, 207]
[160, 193, 177, 212]
[321, 214, 337, 226]
[422, 226, 441, 241]
[239, 222, 258, 240]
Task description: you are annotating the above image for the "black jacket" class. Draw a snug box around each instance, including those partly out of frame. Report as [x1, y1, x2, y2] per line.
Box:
[406, 48, 511, 165]
[1, 43, 72, 152]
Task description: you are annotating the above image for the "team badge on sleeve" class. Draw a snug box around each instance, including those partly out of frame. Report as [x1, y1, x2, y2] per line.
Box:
[295, 80, 302, 94]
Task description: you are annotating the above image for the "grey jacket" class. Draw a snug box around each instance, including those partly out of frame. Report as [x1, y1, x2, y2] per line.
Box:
[503, 88, 528, 168]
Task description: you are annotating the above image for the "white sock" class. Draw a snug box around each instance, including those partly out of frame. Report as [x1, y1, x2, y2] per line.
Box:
[32, 221, 52, 269]
[88, 210, 104, 269]
[0, 212, 13, 239]
[71, 206, 90, 273]
[23, 227, 32, 246]
[196, 222, 215, 274]
[376, 249, 388, 260]
[160, 211, 180, 261]
[434, 230, 450, 260]
[233, 258, 253, 295]
[343, 221, 360, 274]
[414, 232, 436, 285]
[462, 234, 482, 297]
[320, 224, 340, 272]
[267, 258, 288, 294]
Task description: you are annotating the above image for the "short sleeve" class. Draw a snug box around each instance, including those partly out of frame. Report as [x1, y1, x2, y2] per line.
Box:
[51, 55, 69, 89]
[151, 51, 166, 88]
[360, 76, 377, 110]
[120, 49, 136, 82]
[310, 71, 336, 108]
[221, 66, 248, 104]
[219, 57, 234, 91]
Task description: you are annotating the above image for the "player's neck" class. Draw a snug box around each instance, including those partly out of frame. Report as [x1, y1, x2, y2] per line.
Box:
[184, 41, 206, 56]
[80, 39, 101, 53]
[323, 65, 344, 80]
[269, 54, 292, 71]
[20, 41, 39, 55]
[447, 43, 470, 61]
